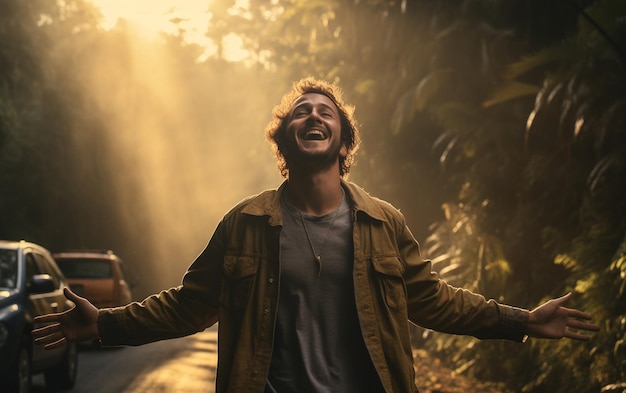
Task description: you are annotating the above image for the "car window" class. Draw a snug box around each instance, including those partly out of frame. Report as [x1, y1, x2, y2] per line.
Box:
[26, 253, 40, 282]
[56, 258, 113, 279]
[0, 249, 18, 288]
[118, 262, 128, 280]
[33, 253, 61, 288]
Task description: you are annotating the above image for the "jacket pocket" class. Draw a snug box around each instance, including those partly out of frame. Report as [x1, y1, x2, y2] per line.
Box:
[221, 255, 259, 310]
[371, 257, 406, 310]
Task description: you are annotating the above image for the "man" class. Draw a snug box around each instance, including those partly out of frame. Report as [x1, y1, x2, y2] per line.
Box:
[33, 77, 599, 392]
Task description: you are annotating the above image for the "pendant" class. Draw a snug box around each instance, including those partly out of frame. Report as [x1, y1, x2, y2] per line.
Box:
[316, 255, 322, 277]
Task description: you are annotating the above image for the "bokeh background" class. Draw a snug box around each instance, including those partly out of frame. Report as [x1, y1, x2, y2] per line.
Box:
[1, 1, 625, 392]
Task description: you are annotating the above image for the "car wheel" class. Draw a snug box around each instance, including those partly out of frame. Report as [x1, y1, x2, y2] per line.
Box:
[16, 345, 31, 393]
[43, 342, 78, 390]
[4, 341, 31, 393]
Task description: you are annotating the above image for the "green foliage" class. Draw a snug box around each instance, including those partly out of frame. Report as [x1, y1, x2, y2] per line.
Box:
[445, 1, 625, 391]
[2, 0, 626, 391]
[402, 0, 626, 392]
[0, 0, 79, 240]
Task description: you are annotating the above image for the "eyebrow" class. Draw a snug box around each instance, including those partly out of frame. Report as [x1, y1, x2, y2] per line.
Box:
[291, 100, 338, 114]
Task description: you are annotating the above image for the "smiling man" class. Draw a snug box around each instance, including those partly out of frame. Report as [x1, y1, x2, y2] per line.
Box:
[33, 77, 599, 393]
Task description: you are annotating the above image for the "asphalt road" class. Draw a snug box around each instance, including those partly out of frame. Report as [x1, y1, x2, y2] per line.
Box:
[31, 326, 218, 393]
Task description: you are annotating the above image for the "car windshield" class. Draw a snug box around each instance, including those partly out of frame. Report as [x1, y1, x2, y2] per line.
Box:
[56, 258, 113, 279]
[0, 249, 18, 289]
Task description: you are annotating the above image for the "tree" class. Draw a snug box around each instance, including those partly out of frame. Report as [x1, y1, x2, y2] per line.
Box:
[416, 1, 626, 390]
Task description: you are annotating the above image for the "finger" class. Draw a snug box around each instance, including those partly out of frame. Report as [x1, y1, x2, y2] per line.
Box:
[561, 307, 593, 320]
[552, 292, 573, 306]
[64, 286, 82, 302]
[43, 336, 68, 350]
[33, 313, 64, 324]
[563, 330, 592, 341]
[567, 320, 600, 332]
[32, 323, 61, 337]
[34, 330, 66, 346]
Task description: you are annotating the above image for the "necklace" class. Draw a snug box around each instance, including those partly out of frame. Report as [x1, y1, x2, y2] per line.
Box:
[299, 206, 341, 277]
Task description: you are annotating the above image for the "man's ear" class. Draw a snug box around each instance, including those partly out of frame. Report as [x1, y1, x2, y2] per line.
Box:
[276, 132, 288, 157]
[339, 143, 348, 158]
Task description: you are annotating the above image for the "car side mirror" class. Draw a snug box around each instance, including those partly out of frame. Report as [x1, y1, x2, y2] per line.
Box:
[28, 274, 56, 294]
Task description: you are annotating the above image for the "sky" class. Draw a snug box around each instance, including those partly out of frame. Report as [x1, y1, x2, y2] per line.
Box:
[88, 0, 248, 62]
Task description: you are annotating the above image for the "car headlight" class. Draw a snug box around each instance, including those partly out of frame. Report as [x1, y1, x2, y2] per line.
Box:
[0, 322, 8, 346]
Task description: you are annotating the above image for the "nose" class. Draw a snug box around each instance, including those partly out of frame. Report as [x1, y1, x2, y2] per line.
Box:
[306, 109, 323, 124]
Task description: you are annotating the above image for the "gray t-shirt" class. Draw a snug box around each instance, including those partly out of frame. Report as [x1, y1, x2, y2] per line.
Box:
[266, 190, 383, 392]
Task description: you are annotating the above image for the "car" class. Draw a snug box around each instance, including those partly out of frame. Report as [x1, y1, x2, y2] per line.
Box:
[52, 250, 133, 309]
[0, 240, 78, 393]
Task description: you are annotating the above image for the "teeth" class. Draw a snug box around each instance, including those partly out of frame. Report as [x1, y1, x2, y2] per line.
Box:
[304, 129, 326, 140]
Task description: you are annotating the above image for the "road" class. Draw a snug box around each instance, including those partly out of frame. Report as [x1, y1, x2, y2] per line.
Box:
[29, 323, 514, 393]
[32, 326, 218, 393]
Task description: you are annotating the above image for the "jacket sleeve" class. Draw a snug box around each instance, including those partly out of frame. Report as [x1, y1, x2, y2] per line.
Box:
[97, 221, 225, 346]
[398, 218, 528, 342]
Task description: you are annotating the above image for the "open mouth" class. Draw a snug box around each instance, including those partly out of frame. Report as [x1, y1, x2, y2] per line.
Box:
[302, 129, 327, 140]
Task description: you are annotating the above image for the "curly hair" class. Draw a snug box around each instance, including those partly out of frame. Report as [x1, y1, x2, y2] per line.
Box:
[265, 77, 361, 178]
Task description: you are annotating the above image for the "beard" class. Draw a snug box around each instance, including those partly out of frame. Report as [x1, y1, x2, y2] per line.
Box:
[282, 139, 344, 173]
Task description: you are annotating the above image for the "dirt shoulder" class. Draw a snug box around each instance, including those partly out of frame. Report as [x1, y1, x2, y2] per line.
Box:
[413, 349, 513, 393]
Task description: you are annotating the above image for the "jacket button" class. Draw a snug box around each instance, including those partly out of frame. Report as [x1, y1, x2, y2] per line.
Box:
[263, 308, 270, 315]
[268, 277, 274, 284]
[252, 369, 259, 375]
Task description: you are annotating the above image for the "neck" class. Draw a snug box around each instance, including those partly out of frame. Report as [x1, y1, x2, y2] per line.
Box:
[286, 166, 343, 216]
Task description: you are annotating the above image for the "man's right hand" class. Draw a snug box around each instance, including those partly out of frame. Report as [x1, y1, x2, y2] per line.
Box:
[32, 287, 100, 349]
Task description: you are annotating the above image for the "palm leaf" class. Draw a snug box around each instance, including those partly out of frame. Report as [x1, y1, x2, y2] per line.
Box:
[483, 80, 540, 107]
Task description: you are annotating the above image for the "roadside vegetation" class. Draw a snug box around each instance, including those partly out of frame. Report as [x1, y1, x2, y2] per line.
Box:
[1, 1, 624, 391]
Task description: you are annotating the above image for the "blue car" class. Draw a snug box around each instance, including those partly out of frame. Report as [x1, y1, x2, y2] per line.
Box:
[0, 240, 78, 393]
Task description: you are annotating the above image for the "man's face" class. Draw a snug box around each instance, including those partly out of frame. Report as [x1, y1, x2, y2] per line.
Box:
[283, 93, 346, 169]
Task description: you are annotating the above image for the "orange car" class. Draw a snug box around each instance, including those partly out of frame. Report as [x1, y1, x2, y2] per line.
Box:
[52, 250, 133, 308]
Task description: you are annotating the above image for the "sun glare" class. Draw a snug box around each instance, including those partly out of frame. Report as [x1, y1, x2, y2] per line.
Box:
[88, 0, 249, 62]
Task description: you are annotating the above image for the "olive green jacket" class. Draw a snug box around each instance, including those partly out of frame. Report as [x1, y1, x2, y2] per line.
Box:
[98, 180, 528, 392]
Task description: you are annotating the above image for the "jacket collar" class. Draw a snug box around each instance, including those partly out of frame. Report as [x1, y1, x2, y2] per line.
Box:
[340, 180, 388, 222]
[240, 179, 388, 225]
